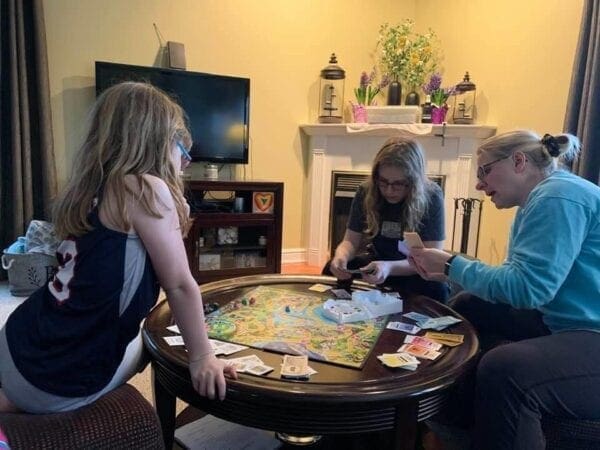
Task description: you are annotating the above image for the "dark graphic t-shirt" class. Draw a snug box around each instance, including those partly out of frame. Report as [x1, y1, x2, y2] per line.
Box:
[347, 182, 445, 260]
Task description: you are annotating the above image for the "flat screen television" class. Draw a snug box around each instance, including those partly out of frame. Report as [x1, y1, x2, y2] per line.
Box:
[95, 61, 250, 164]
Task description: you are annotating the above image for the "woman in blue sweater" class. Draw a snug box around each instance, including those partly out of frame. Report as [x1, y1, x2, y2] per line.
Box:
[411, 130, 600, 449]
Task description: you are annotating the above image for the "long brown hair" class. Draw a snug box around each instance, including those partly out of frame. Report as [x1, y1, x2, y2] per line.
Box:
[364, 137, 430, 238]
[53, 82, 191, 238]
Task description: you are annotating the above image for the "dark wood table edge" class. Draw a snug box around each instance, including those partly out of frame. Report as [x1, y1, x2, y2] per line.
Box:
[143, 274, 480, 449]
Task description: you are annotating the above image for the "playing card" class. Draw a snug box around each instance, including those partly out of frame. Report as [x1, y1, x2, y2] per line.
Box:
[397, 240, 411, 256]
[403, 232, 424, 249]
[423, 332, 464, 347]
[166, 324, 180, 334]
[403, 312, 433, 323]
[218, 343, 249, 355]
[386, 321, 421, 334]
[281, 354, 311, 378]
[419, 316, 462, 330]
[221, 359, 248, 372]
[232, 355, 264, 366]
[424, 332, 464, 343]
[330, 288, 352, 299]
[377, 352, 420, 370]
[245, 364, 274, 376]
[308, 283, 331, 292]
[163, 335, 185, 346]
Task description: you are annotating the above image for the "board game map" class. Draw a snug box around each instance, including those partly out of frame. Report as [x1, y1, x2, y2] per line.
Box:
[205, 285, 388, 368]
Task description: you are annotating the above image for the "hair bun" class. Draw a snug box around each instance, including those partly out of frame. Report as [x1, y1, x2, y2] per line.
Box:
[541, 133, 561, 157]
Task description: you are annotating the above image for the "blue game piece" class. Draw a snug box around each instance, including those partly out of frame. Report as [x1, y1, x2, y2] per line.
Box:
[285, 305, 291, 313]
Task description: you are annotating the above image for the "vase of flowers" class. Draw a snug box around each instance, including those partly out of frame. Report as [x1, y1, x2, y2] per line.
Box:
[378, 20, 441, 106]
[352, 69, 388, 122]
[423, 73, 456, 124]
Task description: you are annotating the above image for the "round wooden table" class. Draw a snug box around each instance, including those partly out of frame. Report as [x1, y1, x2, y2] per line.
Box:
[142, 274, 479, 449]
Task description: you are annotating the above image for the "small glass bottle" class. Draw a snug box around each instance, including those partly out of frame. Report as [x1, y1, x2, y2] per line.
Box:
[258, 235, 267, 246]
[421, 95, 432, 123]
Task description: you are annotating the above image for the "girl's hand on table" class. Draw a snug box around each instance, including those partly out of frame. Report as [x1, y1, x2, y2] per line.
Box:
[189, 354, 238, 401]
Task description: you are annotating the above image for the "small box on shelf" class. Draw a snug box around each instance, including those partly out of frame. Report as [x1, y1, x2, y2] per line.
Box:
[217, 227, 238, 245]
[235, 252, 265, 268]
[199, 253, 220, 271]
[365, 106, 419, 124]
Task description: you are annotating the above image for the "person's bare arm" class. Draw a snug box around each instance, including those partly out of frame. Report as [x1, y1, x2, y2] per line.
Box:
[127, 175, 236, 400]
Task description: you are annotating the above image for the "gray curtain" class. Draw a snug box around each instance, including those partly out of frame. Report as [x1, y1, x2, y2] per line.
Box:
[0, 0, 57, 278]
[564, 0, 600, 185]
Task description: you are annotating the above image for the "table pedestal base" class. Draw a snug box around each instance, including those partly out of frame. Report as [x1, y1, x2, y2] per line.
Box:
[276, 432, 322, 446]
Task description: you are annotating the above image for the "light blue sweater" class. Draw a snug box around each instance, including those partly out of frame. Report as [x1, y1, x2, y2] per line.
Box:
[450, 170, 600, 332]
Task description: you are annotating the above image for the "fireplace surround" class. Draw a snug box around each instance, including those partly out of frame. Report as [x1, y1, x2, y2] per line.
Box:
[300, 124, 496, 267]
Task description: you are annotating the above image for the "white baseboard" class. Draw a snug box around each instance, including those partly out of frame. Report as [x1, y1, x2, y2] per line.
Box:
[281, 248, 308, 264]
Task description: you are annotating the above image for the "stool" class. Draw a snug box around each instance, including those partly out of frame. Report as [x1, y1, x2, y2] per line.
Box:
[0, 383, 164, 449]
[543, 416, 600, 450]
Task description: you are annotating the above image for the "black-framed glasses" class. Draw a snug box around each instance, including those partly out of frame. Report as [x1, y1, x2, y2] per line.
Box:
[477, 155, 510, 181]
[176, 141, 192, 162]
[376, 176, 411, 191]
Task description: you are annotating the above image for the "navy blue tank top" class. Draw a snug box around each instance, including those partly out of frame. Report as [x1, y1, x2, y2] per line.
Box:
[6, 211, 159, 397]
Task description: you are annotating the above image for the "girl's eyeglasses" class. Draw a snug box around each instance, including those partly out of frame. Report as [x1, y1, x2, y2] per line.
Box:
[376, 177, 410, 191]
[176, 142, 192, 162]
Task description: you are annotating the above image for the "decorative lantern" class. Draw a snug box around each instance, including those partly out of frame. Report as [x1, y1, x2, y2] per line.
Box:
[318, 53, 345, 123]
[452, 72, 477, 124]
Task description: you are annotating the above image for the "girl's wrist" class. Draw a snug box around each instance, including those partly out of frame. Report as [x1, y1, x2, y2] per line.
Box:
[188, 349, 215, 364]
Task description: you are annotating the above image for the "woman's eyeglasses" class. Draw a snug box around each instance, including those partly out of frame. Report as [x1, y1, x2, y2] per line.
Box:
[477, 155, 510, 181]
[176, 141, 192, 162]
[376, 177, 411, 191]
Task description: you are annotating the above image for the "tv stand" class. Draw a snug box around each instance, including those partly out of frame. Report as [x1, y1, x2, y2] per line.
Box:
[184, 180, 283, 284]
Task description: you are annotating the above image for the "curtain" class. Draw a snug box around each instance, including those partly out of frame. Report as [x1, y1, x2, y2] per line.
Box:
[0, 0, 56, 279]
[564, 0, 600, 185]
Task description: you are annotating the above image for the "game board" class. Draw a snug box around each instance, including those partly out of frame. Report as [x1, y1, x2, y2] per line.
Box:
[205, 285, 388, 368]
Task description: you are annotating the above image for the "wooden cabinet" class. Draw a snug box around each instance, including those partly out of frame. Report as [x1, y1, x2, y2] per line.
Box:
[184, 180, 283, 284]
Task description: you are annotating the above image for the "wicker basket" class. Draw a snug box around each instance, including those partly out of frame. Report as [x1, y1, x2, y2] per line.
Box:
[1, 251, 57, 297]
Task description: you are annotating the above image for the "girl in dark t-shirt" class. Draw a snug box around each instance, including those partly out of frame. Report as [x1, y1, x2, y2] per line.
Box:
[324, 136, 448, 302]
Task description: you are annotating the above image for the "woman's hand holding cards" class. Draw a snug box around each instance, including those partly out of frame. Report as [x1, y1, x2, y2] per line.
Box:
[410, 247, 453, 282]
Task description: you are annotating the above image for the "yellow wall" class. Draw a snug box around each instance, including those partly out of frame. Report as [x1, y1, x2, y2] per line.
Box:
[43, 0, 582, 262]
[43, 0, 416, 254]
[416, 0, 583, 263]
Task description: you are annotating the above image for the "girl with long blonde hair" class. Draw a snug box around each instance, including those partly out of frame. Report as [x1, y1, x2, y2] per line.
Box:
[0, 82, 236, 414]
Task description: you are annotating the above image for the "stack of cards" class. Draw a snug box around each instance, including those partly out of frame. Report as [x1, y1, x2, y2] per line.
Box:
[397, 343, 441, 360]
[162, 334, 249, 357]
[424, 332, 465, 347]
[221, 354, 274, 376]
[280, 355, 317, 380]
[403, 335, 443, 351]
[377, 352, 420, 371]
[403, 312, 462, 330]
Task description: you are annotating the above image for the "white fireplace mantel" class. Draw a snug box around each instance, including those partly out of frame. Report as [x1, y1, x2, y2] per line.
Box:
[300, 123, 497, 267]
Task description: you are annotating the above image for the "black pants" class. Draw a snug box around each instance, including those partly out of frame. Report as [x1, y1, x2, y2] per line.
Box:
[448, 292, 600, 450]
[321, 255, 449, 303]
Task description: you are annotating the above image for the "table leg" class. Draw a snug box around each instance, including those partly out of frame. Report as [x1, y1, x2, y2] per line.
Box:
[393, 401, 418, 450]
[151, 365, 177, 449]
